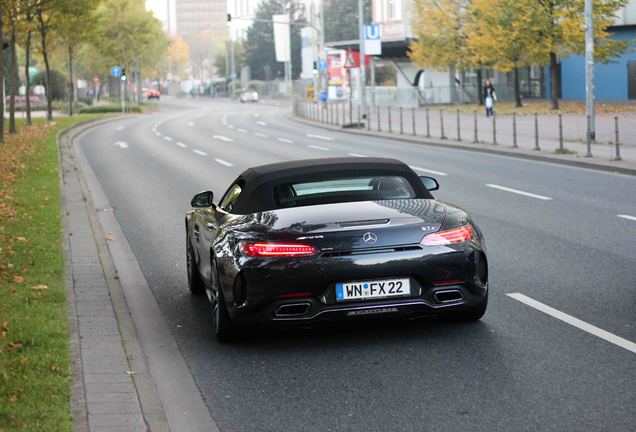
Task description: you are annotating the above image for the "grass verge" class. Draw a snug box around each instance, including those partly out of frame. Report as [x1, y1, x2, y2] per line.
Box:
[0, 114, 107, 431]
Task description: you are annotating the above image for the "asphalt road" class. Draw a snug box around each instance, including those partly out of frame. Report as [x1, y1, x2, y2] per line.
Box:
[79, 98, 636, 432]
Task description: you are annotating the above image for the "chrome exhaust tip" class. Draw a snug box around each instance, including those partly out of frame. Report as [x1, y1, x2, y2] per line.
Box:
[275, 302, 311, 317]
[434, 290, 464, 303]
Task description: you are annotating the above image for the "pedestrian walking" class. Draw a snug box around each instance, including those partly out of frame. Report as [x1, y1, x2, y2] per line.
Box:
[484, 79, 497, 117]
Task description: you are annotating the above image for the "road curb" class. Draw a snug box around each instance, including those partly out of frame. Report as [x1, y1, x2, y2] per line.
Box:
[289, 114, 636, 176]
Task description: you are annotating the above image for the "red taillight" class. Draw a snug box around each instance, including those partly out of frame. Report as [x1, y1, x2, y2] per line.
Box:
[240, 242, 318, 257]
[273, 291, 312, 299]
[421, 225, 474, 246]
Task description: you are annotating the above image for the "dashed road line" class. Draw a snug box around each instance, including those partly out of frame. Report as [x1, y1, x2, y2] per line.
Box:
[617, 214, 636, 222]
[113, 141, 129, 149]
[193, 149, 207, 156]
[349, 152, 367, 157]
[308, 144, 330, 151]
[409, 165, 448, 176]
[117, 126, 124, 131]
[214, 158, 234, 167]
[188, 122, 194, 127]
[485, 184, 552, 200]
[254, 132, 268, 138]
[154, 132, 162, 137]
[176, 142, 188, 148]
[507, 293, 636, 355]
[227, 125, 235, 129]
[257, 121, 268, 126]
[237, 128, 247, 133]
[164, 136, 173, 141]
[213, 135, 234, 142]
[306, 134, 333, 141]
[277, 138, 294, 144]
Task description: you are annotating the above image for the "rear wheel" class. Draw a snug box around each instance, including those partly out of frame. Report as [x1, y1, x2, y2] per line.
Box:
[211, 262, 240, 342]
[186, 236, 205, 295]
[453, 289, 488, 322]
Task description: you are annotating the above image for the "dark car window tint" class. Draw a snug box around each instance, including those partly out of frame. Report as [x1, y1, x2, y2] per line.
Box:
[220, 184, 242, 213]
[274, 176, 416, 209]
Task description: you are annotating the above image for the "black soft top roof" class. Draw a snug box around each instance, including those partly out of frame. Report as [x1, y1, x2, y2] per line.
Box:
[231, 157, 431, 214]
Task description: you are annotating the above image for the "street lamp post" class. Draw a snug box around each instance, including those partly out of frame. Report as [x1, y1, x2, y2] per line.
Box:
[584, 0, 595, 156]
[357, 0, 367, 121]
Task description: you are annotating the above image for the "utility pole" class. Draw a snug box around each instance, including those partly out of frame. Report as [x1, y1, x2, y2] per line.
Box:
[585, 0, 595, 153]
[357, 0, 366, 120]
[319, 0, 326, 100]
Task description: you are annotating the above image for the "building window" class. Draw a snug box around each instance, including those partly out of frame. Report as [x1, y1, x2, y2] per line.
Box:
[387, 0, 401, 21]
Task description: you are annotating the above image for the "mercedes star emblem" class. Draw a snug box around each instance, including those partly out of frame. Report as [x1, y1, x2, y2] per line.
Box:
[362, 232, 378, 244]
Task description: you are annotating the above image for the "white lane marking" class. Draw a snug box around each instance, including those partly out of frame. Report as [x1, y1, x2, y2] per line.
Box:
[176, 142, 188, 148]
[308, 144, 330, 151]
[257, 121, 268, 126]
[306, 134, 333, 141]
[237, 128, 247, 133]
[253, 113, 260, 117]
[254, 132, 268, 138]
[213, 135, 234, 142]
[507, 293, 636, 355]
[214, 158, 234, 167]
[154, 132, 162, 137]
[349, 152, 367, 157]
[277, 138, 294, 144]
[117, 126, 124, 131]
[409, 165, 448, 176]
[485, 184, 552, 200]
[227, 125, 235, 129]
[617, 214, 636, 222]
[193, 149, 207, 156]
[188, 122, 194, 127]
[113, 141, 129, 149]
[164, 136, 173, 141]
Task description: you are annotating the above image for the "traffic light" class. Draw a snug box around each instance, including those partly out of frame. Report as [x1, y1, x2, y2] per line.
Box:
[227, 13, 232, 22]
[121, 68, 127, 81]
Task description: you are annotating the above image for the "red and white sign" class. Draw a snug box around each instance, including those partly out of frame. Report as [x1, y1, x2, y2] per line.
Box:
[343, 50, 371, 69]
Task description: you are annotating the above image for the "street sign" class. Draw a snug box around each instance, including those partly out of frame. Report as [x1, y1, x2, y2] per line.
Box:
[318, 59, 328, 71]
[344, 52, 357, 68]
[111, 66, 122, 77]
[364, 24, 382, 56]
[230, 72, 237, 80]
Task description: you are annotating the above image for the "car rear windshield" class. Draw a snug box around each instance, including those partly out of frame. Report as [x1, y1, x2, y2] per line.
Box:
[273, 176, 416, 209]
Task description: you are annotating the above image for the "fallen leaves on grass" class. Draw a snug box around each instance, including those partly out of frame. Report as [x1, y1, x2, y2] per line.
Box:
[15, 236, 28, 243]
[7, 341, 23, 350]
[12, 275, 24, 284]
[31, 284, 48, 291]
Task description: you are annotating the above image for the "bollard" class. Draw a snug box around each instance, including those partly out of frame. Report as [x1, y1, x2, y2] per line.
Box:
[473, 110, 478, 143]
[426, 108, 431, 137]
[533, 113, 540, 151]
[614, 116, 622, 161]
[400, 106, 404, 135]
[412, 107, 416, 136]
[388, 106, 392, 133]
[456, 109, 461, 141]
[349, 100, 353, 125]
[440, 110, 446, 139]
[558, 113, 563, 151]
[492, 112, 497, 145]
[367, 106, 371, 130]
[357, 104, 361, 126]
[513, 112, 518, 148]
[585, 115, 593, 157]
[377, 106, 381, 132]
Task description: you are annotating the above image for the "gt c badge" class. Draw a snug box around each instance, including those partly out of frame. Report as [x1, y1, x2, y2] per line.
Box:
[362, 232, 378, 244]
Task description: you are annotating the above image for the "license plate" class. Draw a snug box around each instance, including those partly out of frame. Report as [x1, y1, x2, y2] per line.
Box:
[335, 278, 410, 302]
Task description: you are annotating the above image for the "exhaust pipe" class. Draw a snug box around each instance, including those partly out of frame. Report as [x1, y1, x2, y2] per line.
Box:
[434, 290, 464, 303]
[275, 302, 311, 317]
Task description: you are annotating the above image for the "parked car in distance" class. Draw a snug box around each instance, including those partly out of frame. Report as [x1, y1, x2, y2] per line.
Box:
[239, 90, 258, 103]
[147, 89, 161, 100]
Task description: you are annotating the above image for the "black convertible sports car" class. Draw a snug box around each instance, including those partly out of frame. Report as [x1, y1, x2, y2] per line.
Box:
[186, 158, 488, 341]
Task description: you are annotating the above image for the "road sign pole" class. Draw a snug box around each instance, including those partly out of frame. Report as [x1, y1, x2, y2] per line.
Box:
[357, 0, 366, 121]
[585, 0, 595, 153]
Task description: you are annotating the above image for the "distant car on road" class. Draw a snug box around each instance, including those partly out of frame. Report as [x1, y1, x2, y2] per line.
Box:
[147, 89, 160, 100]
[185, 158, 488, 341]
[239, 90, 258, 103]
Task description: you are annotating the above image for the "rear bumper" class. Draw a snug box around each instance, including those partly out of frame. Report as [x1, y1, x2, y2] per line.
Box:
[223, 243, 488, 325]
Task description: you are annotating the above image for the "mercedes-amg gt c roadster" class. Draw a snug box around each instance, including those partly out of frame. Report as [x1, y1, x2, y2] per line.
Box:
[186, 158, 488, 341]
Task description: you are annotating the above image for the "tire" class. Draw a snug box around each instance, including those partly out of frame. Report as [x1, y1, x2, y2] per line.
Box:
[453, 290, 488, 322]
[186, 235, 205, 295]
[211, 272, 240, 342]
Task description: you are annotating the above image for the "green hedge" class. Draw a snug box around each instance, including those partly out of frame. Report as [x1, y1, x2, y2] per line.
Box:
[79, 104, 142, 114]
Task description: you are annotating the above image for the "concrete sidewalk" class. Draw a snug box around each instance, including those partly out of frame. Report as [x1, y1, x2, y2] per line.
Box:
[59, 120, 169, 432]
[295, 102, 636, 174]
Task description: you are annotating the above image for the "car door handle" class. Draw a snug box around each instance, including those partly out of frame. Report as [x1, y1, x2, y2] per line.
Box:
[207, 223, 215, 229]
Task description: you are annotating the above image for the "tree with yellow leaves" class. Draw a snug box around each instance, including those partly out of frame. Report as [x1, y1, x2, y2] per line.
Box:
[166, 35, 190, 80]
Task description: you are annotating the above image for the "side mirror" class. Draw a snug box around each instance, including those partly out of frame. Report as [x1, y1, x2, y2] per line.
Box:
[420, 176, 439, 191]
[191, 190, 214, 208]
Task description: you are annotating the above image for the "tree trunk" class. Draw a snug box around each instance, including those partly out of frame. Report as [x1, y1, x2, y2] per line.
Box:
[68, 45, 73, 116]
[477, 68, 483, 106]
[37, 11, 53, 121]
[0, 4, 5, 144]
[514, 67, 522, 108]
[25, 14, 32, 126]
[550, 51, 559, 110]
[9, 13, 17, 134]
